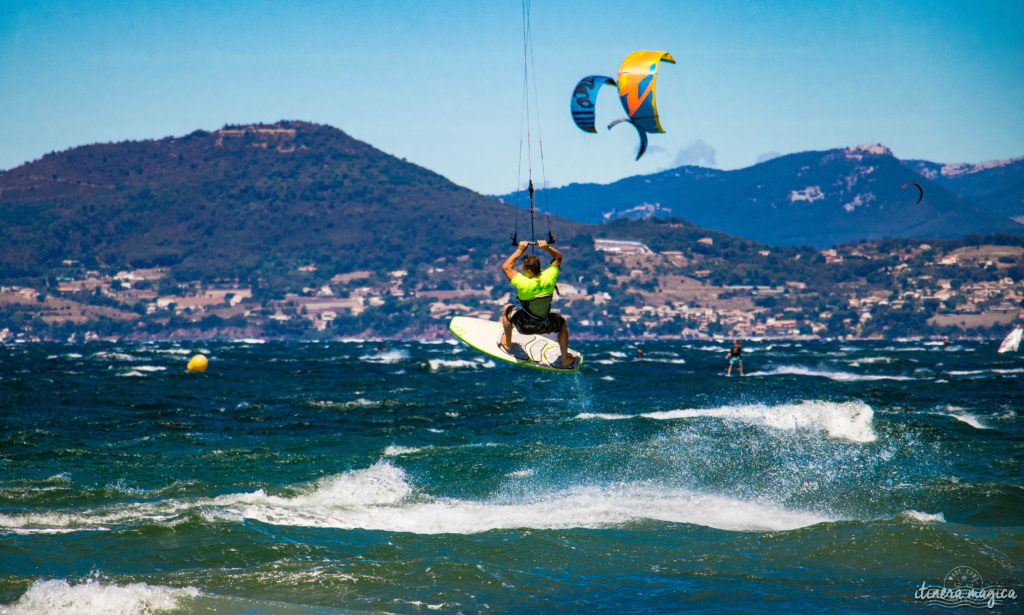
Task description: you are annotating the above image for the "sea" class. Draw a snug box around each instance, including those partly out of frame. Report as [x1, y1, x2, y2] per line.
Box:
[1, 339, 1021, 614]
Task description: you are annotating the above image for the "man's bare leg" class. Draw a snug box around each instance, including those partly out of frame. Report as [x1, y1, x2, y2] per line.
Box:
[558, 320, 578, 367]
[499, 305, 514, 353]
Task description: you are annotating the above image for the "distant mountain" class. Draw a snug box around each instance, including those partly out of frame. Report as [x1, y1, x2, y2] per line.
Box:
[903, 156, 1024, 223]
[0, 121, 577, 279]
[499, 145, 1024, 247]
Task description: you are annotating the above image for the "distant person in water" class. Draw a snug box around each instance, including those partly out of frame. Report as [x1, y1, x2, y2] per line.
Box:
[726, 339, 743, 376]
[499, 240, 578, 369]
[634, 347, 644, 359]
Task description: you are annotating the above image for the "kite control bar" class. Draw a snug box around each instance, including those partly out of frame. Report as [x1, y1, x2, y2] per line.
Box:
[509, 238, 557, 247]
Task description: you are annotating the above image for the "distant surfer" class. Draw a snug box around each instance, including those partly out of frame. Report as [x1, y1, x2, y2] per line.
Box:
[499, 240, 578, 369]
[725, 339, 743, 376]
[634, 347, 644, 359]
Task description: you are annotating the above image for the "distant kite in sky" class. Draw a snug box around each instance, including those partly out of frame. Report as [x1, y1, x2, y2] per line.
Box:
[570, 75, 616, 133]
[901, 181, 924, 203]
[570, 50, 675, 161]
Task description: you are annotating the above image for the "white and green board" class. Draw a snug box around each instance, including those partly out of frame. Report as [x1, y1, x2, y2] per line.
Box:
[449, 316, 582, 373]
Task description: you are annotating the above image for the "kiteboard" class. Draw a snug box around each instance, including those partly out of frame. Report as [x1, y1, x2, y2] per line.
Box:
[449, 316, 582, 373]
[997, 326, 1022, 354]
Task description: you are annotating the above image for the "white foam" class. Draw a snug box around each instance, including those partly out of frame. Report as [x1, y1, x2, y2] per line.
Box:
[0, 459, 835, 537]
[755, 365, 914, 382]
[203, 463, 830, 533]
[608, 351, 627, 358]
[947, 368, 1024, 376]
[948, 412, 989, 430]
[90, 352, 136, 362]
[579, 400, 877, 442]
[0, 499, 191, 534]
[427, 358, 492, 371]
[384, 445, 424, 456]
[600, 375, 615, 381]
[153, 348, 190, 355]
[849, 357, 896, 365]
[361, 349, 410, 364]
[899, 510, 946, 523]
[575, 412, 632, 420]
[1, 578, 199, 615]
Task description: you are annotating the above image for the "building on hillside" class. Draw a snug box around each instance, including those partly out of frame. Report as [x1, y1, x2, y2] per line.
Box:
[594, 239, 652, 255]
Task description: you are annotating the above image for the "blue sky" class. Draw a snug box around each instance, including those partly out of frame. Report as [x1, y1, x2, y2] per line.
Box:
[1, 0, 1022, 195]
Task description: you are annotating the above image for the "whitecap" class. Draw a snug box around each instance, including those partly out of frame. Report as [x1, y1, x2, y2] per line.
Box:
[383, 445, 424, 457]
[1, 577, 199, 615]
[755, 365, 914, 382]
[899, 510, 945, 523]
[578, 400, 877, 443]
[427, 358, 492, 371]
[947, 368, 1024, 377]
[360, 349, 410, 364]
[202, 463, 830, 534]
[931, 405, 990, 429]
[575, 412, 633, 420]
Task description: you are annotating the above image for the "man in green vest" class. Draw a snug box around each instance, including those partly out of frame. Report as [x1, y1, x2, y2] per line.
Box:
[499, 240, 578, 369]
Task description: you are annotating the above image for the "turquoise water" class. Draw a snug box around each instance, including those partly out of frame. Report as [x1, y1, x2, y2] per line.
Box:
[1, 340, 1021, 613]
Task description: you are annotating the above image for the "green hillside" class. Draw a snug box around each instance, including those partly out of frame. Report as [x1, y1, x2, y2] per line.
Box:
[0, 121, 565, 280]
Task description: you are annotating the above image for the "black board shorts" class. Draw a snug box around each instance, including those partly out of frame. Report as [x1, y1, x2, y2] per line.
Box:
[504, 305, 566, 336]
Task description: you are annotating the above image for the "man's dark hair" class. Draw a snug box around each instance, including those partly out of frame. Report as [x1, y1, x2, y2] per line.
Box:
[523, 254, 541, 276]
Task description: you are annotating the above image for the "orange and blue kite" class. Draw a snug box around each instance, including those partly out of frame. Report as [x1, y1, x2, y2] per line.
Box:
[570, 50, 675, 161]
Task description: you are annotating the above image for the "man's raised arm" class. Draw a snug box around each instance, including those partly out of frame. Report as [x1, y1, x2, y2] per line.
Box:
[502, 241, 530, 281]
[537, 240, 563, 268]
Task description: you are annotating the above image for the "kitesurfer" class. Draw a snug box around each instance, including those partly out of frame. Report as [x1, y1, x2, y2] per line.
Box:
[499, 240, 578, 369]
[726, 339, 744, 376]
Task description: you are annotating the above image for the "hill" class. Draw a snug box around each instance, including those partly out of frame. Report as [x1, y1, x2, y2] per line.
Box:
[499, 145, 1024, 247]
[0, 121, 579, 281]
[903, 156, 1024, 223]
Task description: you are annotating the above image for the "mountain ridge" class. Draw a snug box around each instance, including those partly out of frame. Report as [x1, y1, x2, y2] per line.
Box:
[499, 145, 1024, 247]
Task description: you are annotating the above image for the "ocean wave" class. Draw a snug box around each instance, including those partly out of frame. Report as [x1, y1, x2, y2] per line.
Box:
[360, 349, 410, 364]
[898, 510, 946, 523]
[946, 368, 1024, 377]
[89, 351, 137, 362]
[0, 577, 200, 615]
[934, 406, 990, 430]
[201, 462, 831, 534]
[427, 358, 493, 371]
[577, 400, 877, 442]
[848, 356, 897, 365]
[754, 365, 914, 382]
[307, 398, 381, 410]
[146, 347, 191, 355]
[0, 499, 192, 535]
[384, 444, 426, 456]
[1, 461, 832, 536]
